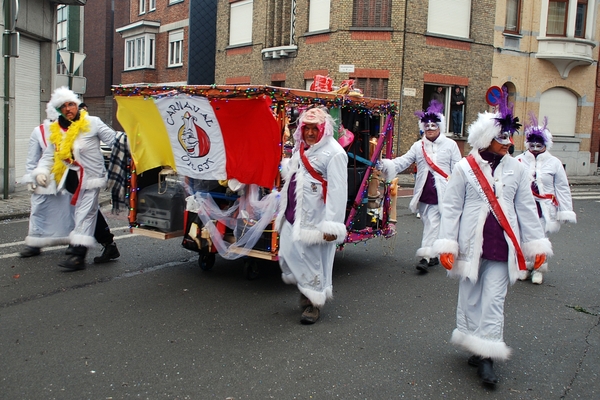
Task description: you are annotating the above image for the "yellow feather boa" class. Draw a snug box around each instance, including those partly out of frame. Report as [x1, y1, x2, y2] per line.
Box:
[49, 110, 91, 183]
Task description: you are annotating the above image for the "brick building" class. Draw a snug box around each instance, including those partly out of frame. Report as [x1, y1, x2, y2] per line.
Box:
[492, 0, 600, 176]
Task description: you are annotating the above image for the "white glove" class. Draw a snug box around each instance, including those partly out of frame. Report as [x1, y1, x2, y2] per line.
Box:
[27, 183, 36, 192]
[36, 174, 48, 187]
[374, 161, 384, 171]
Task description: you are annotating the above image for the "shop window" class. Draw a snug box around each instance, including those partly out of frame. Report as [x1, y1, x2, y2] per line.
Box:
[427, 0, 471, 39]
[229, 0, 253, 46]
[309, 0, 330, 32]
[547, 0, 568, 36]
[352, 0, 391, 28]
[505, 0, 521, 33]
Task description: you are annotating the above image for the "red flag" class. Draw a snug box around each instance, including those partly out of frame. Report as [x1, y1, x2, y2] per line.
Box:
[211, 97, 281, 188]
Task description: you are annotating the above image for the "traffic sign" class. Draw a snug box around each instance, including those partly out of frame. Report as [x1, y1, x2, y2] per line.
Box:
[486, 86, 502, 106]
[59, 51, 86, 74]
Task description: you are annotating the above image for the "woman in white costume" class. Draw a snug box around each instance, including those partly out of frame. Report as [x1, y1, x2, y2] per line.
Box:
[380, 100, 461, 273]
[434, 94, 552, 386]
[276, 107, 348, 324]
[19, 120, 74, 257]
[515, 114, 576, 284]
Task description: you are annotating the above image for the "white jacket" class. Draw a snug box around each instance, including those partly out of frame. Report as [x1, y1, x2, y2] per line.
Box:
[515, 150, 576, 233]
[433, 151, 553, 284]
[276, 135, 348, 244]
[381, 134, 462, 213]
[33, 115, 116, 191]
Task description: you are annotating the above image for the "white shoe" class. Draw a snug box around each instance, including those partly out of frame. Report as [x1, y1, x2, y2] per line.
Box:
[416, 212, 421, 219]
[531, 270, 543, 284]
[518, 269, 531, 281]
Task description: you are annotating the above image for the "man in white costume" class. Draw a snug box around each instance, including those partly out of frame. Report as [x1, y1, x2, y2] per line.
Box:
[433, 96, 552, 386]
[381, 100, 461, 273]
[33, 87, 118, 270]
[515, 114, 576, 284]
[19, 120, 74, 257]
[276, 107, 348, 324]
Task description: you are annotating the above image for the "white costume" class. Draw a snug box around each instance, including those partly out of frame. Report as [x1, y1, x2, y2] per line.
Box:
[276, 114, 348, 308]
[433, 111, 552, 362]
[515, 151, 576, 235]
[514, 118, 576, 282]
[381, 129, 461, 261]
[33, 91, 116, 249]
[21, 121, 74, 248]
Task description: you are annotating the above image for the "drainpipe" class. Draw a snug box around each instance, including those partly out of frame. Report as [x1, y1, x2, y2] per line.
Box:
[3, 0, 17, 199]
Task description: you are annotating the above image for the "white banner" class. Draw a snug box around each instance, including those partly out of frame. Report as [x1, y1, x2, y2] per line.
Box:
[154, 95, 227, 180]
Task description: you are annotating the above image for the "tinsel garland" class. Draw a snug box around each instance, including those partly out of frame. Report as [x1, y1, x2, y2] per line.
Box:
[49, 110, 91, 183]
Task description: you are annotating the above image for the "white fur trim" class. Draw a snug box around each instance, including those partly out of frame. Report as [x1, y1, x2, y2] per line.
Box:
[521, 238, 553, 258]
[299, 286, 332, 308]
[467, 112, 501, 150]
[557, 210, 577, 223]
[298, 228, 327, 245]
[83, 177, 108, 190]
[281, 272, 297, 285]
[319, 220, 347, 244]
[451, 329, 512, 361]
[545, 220, 561, 234]
[416, 246, 433, 260]
[381, 159, 397, 182]
[432, 239, 459, 256]
[25, 235, 71, 247]
[69, 232, 97, 247]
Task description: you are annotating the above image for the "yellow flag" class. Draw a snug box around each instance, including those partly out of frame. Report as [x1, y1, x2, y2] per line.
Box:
[115, 96, 176, 174]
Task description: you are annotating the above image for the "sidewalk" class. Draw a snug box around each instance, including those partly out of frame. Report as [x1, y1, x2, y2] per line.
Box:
[1, 173, 599, 221]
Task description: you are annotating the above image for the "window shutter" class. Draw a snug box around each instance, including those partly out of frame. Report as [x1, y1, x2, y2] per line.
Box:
[230, 0, 254, 46]
[309, 0, 331, 32]
[427, 0, 471, 38]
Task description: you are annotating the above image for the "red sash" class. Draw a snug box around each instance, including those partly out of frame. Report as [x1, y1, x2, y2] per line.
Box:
[300, 146, 327, 204]
[66, 160, 84, 206]
[422, 142, 448, 179]
[532, 191, 559, 207]
[466, 155, 527, 271]
[39, 124, 47, 148]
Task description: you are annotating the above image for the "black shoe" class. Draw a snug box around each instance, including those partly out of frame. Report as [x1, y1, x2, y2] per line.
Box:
[20, 246, 41, 258]
[416, 258, 429, 273]
[300, 306, 320, 325]
[477, 358, 498, 385]
[58, 255, 86, 271]
[428, 257, 439, 267]
[93, 242, 120, 264]
[468, 355, 482, 367]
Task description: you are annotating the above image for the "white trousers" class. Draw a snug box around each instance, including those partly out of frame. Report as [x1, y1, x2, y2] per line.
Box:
[452, 259, 512, 360]
[416, 202, 440, 260]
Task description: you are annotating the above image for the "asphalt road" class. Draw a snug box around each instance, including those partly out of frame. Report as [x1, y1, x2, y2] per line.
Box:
[1, 187, 599, 399]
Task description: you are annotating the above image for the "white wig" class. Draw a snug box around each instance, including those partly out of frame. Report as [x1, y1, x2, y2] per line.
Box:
[46, 86, 81, 120]
[292, 107, 335, 150]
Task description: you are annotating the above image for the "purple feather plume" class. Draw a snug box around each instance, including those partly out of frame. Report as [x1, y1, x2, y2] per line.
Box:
[493, 86, 521, 134]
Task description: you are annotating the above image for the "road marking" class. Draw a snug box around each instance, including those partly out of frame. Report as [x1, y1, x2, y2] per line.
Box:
[572, 196, 600, 200]
[0, 232, 138, 259]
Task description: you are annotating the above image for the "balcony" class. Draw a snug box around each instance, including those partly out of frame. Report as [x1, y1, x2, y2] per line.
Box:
[536, 37, 596, 78]
[261, 45, 298, 60]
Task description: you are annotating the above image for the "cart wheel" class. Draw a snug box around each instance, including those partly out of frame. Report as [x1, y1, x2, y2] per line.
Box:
[199, 253, 216, 271]
[243, 258, 260, 280]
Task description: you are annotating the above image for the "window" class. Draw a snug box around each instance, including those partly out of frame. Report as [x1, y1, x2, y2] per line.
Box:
[547, 0, 568, 36]
[229, 0, 253, 46]
[168, 30, 184, 67]
[352, 0, 391, 28]
[575, 0, 587, 38]
[125, 34, 155, 70]
[139, 0, 146, 15]
[309, 0, 331, 32]
[355, 78, 388, 99]
[505, 0, 521, 33]
[539, 88, 577, 137]
[149, 0, 156, 11]
[427, 0, 471, 39]
[56, 5, 68, 75]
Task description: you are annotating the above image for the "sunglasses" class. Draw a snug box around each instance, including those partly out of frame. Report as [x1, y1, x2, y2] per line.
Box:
[493, 132, 513, 145]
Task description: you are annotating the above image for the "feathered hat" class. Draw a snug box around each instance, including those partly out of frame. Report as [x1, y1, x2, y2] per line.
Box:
[524, 112, 553, 150]
[293, 107, 335, 149]
[415, 100, 446, 135]
[468, 87, 521, 150]
[46, 86, 81, 121]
